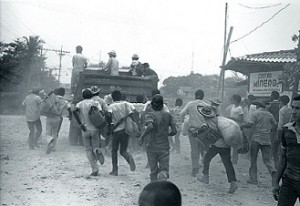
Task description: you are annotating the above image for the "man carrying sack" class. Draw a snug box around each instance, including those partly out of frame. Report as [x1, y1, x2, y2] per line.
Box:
[196, 106, 238, 194]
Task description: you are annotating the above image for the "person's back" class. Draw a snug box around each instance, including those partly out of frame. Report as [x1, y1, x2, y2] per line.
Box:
[73, 53, 87, 71]
[76, 98, 102, 131]
[181, 98, 207, 128]
[22, 91, 42, 122]
[146, 110, 174, 151]
[268, 91, 280, 122]
[250, 107, 276, 144]
[72, 45, 87, 73]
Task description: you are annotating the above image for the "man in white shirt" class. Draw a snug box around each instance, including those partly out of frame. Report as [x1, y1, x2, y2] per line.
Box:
[104, 50, 119, 76]
[22, 88, 43, 149]
[180, 89, 208, 177]
[73, 88, 105, 176]
[107, 90, 136, 176]
[71, 45, 87, 94]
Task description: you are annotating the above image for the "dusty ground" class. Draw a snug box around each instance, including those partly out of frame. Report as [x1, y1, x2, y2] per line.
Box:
[0, 115, 278, 206]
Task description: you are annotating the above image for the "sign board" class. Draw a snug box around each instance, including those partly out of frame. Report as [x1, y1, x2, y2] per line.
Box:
[249, 71, 282, 96]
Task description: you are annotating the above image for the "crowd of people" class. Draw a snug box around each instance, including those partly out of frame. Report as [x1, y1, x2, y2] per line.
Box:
[22, 84, 300, 205]
[20, 45, 300, 206]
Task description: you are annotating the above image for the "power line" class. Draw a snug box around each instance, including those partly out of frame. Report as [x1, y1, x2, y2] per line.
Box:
[238, 3, 282, 9]
[231, 3, 290, 44]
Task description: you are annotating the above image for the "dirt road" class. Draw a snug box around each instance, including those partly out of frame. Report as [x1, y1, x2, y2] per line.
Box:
[0, 115, 277, 206]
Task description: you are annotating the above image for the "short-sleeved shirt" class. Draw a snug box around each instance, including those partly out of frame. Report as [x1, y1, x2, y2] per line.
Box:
[145, 110, 176, 152]
[108, 101, 135, 132]
[170, 106, 184, 126]
[281, 122, 300, 181]
[72, 53, 87, 73]
[91, 96, 109, 112]
[249, 108, 277, 145]
[22, 93, 42, 122]
[277, 105, 292, 130]
[180, 99, 207, 129]
[55, 95, 71, 115]
[105, 58, 119, 76]
[230, 106, 243, 122]
[76, 99, 102, 131]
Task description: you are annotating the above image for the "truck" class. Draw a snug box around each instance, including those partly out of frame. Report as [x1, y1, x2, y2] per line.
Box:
[69, 69, 158, 145]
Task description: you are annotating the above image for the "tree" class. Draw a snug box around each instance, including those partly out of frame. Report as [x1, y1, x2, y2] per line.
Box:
[280, 31, 300, 98]
[0, 36, 58, 92]
[22, 35, 45, 90]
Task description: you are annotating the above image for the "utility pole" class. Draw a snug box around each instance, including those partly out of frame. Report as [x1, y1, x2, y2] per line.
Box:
[39, 46, 70, 84]
[218, 3, 233, 102]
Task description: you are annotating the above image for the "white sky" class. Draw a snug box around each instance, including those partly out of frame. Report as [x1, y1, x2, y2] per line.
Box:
[1, 0, 300, 85]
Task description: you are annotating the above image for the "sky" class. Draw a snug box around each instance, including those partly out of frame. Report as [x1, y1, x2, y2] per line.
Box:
[1, 0, 300, 85]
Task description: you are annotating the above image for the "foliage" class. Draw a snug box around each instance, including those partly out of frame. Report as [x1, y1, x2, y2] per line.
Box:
[0, 36, 58, 92]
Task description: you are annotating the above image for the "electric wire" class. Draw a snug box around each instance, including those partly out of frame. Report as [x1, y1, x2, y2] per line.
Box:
[231, 3, 290, 44]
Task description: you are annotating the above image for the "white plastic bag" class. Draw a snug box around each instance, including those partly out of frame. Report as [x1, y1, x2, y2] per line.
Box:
[217, 116, 243, 148]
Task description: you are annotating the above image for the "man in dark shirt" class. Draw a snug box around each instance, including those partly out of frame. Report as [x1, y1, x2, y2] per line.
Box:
[268, 91, 281, 167]
[139, 95, 177, 182]
[272, 95, 300, 205]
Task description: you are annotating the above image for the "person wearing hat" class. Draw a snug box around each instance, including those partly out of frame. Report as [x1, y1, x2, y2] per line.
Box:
[197, 106, 238, 194]
[90, 86, 109, 113]
[129, 54, 142, 76]
[22, 88, 43, 149]
[73, 88, 105, 176]
[103, 50, 119, 76]
[209, 98, 222, 115]
[71, 45, 88, 94]
[139, 94, 177, 182]
[240, 100, 277, 185]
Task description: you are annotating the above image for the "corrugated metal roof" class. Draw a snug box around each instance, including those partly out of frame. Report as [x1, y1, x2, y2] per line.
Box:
[235, 49, 296, 63]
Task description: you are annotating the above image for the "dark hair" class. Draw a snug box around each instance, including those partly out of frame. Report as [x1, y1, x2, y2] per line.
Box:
[112, 90, 122, 101]
[292, 94, 300, 102]
[271, 91, 280, 100]
[136, 95, 144, 103]
[54, 87, 65, 96]
[280, 95, 290, 105]
[76, 45, 83, 53]
[232, 94, 242, 104]
[247, 94, 256, 101]
[195, 89, 204, 100]
[82, 89, 92, 99]
[151, 95, 164, 111]
[175, 98, 183, 107]
[142, 63, 150, 68]
[138, 181, 181, 206]
[151, 89, 161, 97]
[132, 57, 139, 60]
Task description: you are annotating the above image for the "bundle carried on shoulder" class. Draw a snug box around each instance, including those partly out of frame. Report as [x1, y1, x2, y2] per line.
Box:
[217, 116, 243, 148]
[88, 105, 107, 129]
[40, 93, 60, 117]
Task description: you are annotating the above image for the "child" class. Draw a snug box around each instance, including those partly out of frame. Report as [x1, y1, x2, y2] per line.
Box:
[139, 95, 177, 182]
[169, 98, 184, 153]
[73, 88, 105, 176]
